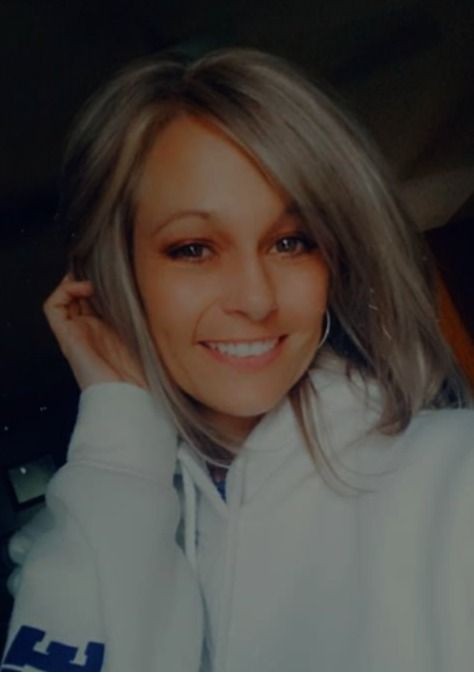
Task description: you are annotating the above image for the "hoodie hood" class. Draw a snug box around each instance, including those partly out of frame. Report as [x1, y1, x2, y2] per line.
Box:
[174, 351, 385, 572]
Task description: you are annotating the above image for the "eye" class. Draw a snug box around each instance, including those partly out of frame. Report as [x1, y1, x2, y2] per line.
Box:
[166, 242, 211, 262]
[275, 235, 314, 255]
[165, 233, 316, 263]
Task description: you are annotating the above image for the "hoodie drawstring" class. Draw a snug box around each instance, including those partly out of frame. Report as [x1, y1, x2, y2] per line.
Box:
[180, 460, 198, 572]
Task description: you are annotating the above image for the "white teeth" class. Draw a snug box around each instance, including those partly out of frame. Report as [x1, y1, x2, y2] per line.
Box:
[206, 339, 279, 358]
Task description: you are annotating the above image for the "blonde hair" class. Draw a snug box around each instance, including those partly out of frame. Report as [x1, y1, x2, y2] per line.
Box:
[59, 46, 469, 487]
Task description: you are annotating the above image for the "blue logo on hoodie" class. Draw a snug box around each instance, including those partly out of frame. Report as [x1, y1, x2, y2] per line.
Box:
[1, 625, 104, 671]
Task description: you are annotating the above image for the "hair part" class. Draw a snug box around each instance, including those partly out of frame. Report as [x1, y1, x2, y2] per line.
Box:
[59, 46, 470, 491]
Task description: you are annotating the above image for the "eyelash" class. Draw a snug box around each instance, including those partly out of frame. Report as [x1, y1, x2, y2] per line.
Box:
[166, 234, 316, 263]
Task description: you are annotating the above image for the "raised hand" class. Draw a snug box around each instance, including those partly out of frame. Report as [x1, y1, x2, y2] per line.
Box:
[43, 272, 148, 392]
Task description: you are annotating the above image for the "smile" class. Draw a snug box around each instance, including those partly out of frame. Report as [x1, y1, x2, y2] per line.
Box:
[200, 336, 286, 371]
[205, 338, 279, 357]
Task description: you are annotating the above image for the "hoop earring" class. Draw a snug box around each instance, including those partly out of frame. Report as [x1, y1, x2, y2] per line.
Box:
[317, 309, 331, 350]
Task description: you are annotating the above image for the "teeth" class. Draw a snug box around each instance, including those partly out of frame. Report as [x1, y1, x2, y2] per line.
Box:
[206, 339, 279, 357]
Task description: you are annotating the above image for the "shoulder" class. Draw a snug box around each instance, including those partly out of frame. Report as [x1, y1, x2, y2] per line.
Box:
[406, 406, 474, 449]
[306, 351, 474, 483]
[308, 349, 474, 443]
[391, 407, 474, 498]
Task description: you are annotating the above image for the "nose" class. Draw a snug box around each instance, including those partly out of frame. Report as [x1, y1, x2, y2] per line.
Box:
[220, 255, 278, 322]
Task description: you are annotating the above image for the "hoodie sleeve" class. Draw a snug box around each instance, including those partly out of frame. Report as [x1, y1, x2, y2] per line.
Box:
[0, 383, 204, 672]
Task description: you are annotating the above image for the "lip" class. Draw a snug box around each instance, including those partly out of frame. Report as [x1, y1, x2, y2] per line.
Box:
[202, 336, 282, 344]
[200, 335, 287, 372]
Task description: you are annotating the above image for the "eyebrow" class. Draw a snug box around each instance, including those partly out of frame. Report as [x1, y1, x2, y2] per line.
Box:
[152, 202, 300, 236]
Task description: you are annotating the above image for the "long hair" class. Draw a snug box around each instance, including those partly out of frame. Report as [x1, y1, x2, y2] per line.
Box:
[58, 46, 469, 487]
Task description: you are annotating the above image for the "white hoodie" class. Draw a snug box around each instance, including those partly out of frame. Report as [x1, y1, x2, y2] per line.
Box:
[1, 354, 474, 671]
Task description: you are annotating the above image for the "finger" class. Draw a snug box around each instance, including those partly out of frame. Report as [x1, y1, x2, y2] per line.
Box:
[69, 298, 80, 319]
[60, 270, 90, 288]
[43, 279, 93, 336]
[44, 277, 93, 307]
[62, 271, 78, 285]
[78, 297, 95, 316]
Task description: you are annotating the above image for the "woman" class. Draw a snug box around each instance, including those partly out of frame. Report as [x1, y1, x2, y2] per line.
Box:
[2, 47, 473, 671]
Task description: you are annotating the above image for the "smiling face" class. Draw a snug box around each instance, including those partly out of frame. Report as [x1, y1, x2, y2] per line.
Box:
[133, 114, 329, 443]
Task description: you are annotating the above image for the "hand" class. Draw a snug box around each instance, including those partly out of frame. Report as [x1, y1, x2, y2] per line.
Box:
[43, 272, 148, 392]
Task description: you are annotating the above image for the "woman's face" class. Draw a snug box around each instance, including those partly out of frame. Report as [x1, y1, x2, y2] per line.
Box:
[133, 114, 329, 442]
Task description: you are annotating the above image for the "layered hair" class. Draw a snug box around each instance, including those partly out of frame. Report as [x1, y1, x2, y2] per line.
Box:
[59, 46, 469, 486]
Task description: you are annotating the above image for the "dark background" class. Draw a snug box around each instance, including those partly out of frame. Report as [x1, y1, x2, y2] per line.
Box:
[1, 0, 473, 652]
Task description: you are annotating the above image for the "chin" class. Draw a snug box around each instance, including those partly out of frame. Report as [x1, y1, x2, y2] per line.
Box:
[206, 390, 286, 418]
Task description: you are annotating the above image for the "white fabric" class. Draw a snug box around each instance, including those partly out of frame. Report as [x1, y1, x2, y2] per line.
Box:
[2, 354, 474, 671]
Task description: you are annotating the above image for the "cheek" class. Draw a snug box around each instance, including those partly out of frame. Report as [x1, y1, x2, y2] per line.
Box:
[140, 273, 205, 346]
[281, 262, 329, 319]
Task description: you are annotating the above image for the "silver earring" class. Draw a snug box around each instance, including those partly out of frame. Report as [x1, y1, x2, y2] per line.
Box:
[317, 309, 331, 350]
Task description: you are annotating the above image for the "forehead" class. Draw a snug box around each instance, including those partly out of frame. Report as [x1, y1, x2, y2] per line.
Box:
[135, 114, 291, 227]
